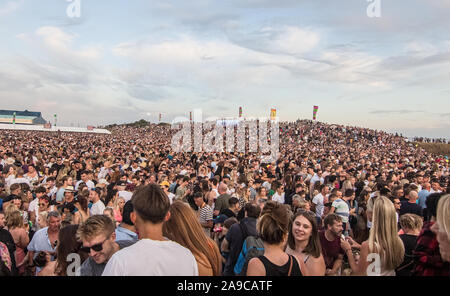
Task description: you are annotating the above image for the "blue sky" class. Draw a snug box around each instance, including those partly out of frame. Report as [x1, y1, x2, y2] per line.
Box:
[0, 0, 449, 138]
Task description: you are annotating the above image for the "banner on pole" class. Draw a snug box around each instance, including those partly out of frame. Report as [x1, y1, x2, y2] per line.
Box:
[313, 106, 319, 120]
[239, 107, 242, 118]
[12, 112, 16, 125]
[270, 108, 276, 120]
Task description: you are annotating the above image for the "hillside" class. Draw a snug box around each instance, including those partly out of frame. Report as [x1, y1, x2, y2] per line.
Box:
[416, 142, 450, 157]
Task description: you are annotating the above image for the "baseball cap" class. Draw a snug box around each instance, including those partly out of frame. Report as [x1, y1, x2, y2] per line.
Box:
[160, 181, 170, 187]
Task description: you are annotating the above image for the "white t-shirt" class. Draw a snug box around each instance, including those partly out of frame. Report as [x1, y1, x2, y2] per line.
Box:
[118, 191, 133, 203]
[167, 192, 175, 204]
[102, 239, 198, 276]
[28, 198, 39, 212]
[272, 192, 285, 204]
[10, 177, 31, 188]
[90, 200, 106, 216]
[312, 193, 325, 218]
[75, 180, 95, 190]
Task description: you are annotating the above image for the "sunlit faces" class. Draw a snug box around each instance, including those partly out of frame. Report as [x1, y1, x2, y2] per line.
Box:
[81, 232, 116, 264]
[292, 215, 312, 242]
[328, 220, 343, 238]
[48, 216, 61, 233]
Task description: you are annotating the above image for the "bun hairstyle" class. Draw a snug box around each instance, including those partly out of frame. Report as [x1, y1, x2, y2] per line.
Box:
[257, 201, 290, 245]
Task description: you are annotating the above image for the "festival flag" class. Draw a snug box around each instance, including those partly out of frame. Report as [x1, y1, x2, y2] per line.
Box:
[239, 107, 243, 118]
[270, 108, 276, 120]
[159, 113, 162, 122]
[190, 111, 192, 121]
[12, 112, 16, 125]
[313, 106, 319, 120]
[87, 125, 94, 131]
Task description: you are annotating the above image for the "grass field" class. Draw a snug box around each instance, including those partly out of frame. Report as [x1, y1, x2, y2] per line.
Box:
[416, 143, 450, 157]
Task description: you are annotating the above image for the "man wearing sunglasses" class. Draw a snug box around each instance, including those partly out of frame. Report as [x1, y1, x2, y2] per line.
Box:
[102, 184, 198, 276]
[77, 215, 135, 276]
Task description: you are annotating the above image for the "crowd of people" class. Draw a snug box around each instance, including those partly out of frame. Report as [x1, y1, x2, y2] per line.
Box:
[412, 137, 449, 144]
[0, 119, 449, 276]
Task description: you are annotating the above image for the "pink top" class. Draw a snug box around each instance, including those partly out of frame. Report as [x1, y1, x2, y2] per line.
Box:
[114, 209, 122, 223]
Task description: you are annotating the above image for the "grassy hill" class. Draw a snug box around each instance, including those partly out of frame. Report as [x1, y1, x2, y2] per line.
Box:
[416, 143, 450, 157]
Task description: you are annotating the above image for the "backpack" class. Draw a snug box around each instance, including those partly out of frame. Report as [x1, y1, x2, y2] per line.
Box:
[233, 223, 264, 276]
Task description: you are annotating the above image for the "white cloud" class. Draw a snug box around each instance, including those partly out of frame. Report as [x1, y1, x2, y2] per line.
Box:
[35, 26, 100, 59]
[404, 41, 439, 58]
[0, 0, 23, 16]
[263, 26, 319, 55]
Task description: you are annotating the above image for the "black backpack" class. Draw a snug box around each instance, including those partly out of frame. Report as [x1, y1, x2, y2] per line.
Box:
[233, 222, 264, 276]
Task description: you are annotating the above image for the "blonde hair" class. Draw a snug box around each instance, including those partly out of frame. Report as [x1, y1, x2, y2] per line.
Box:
[297, 198, 309, 210]
[39, 211, 49, 226]
[436, 194, 450, 239]
[162, 201, 222, 276]
[341, 180, 353, 193]
[6, 210, 24, 229]
[113, 196, 125, 211]
[369, 196, 405, 271]
[399, 214, 423, 232]
[4, 204, 19, 218]
[77, 215, 115, 241]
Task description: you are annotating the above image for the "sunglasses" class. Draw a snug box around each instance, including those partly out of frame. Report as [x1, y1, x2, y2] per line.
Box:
[39, 203, 46, 207]
[80, 234, 111, 253]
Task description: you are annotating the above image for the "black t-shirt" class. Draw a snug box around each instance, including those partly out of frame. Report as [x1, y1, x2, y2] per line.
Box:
[396, 234, 418, 276]
[223, 218, 257, 276]
[284, 188, 295, 206]
[220, 209, 237, 219]
[399, 201, 423, 217]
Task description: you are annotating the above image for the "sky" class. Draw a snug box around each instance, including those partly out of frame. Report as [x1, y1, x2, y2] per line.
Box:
[0, 0, 449, 139]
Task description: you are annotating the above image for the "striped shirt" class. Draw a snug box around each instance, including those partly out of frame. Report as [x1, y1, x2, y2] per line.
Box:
[332, 199, 349, 223]
[198, 204, 213, 236]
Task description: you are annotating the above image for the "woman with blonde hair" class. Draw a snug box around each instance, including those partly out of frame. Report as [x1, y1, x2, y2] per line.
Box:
[341, 180, 353, 195]
[162, 201, 222, 276]
[6, 210, 29, 275]
[37, 211, 48, 229]
[431, 194, 450, 262]
[346, 196, 405, 275]
[235, 185, 250, 209]
[112, 196, 125, 224]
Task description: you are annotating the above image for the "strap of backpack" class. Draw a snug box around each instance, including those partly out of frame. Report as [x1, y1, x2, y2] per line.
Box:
[288, 255, 293, 276]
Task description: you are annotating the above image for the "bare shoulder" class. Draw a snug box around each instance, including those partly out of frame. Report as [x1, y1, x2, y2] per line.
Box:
[361, 241, 370, 250]
[247, 257, 265, 276]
